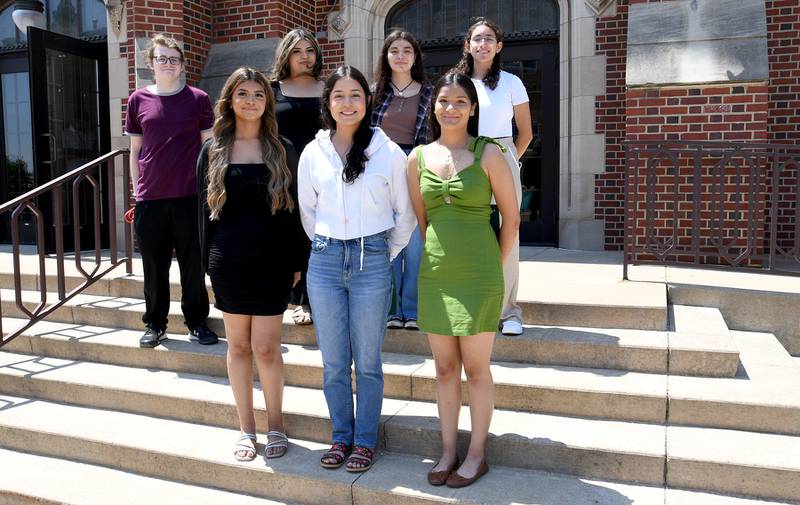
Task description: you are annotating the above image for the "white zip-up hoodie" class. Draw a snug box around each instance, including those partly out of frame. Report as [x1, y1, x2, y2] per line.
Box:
[298, 127, 416, 264]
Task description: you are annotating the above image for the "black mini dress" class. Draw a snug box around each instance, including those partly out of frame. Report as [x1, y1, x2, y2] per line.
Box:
[197, 141, 306, 316]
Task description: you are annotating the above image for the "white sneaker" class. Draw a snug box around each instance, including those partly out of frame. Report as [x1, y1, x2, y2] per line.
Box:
[387, 317, 404, 329]
[501, 320, 523, 336]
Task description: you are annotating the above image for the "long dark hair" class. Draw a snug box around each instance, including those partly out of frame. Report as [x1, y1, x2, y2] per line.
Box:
[453, 17, 503, 90]
[321, 66, 374, 184]
[427, 72, 480, 141]
[269, 28, 323, 82]
[372, 29, 426, 106]
[207, 67, 293, 219]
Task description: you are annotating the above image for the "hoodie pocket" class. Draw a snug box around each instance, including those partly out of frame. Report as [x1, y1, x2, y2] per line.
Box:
[362, 173, 390, 213]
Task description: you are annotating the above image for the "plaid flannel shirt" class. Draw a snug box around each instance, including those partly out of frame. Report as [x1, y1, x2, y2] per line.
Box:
[371, 82, 433, 147]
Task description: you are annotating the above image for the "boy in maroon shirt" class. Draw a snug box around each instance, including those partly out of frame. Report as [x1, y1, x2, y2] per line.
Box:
[125, 34, 218, 348]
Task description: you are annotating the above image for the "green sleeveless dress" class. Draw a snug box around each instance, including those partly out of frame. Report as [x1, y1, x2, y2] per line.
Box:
[417, 137, 505, 336]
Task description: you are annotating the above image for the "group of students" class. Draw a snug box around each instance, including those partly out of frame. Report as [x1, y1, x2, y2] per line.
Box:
[125, 17, 530, 489]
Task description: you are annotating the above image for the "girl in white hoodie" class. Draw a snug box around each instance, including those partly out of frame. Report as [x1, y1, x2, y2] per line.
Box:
[297, 65, 416, 472]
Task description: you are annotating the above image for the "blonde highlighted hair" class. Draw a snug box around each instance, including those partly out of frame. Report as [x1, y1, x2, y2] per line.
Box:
[206, 67, 294, 220]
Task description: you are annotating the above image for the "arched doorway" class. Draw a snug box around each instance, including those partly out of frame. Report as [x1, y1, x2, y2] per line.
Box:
[386, 0, 560, 245]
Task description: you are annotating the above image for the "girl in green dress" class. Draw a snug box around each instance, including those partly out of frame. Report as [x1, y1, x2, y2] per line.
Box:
[406, 72, 520, 488]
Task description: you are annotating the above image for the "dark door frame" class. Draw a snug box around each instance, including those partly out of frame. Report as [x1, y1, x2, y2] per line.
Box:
[419, 37, 560, 246]
[27, 26, 110, 251]
[0, 51, 32, 243]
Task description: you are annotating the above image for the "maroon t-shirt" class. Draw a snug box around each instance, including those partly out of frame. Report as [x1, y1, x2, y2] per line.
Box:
[124, 85, 214, 201]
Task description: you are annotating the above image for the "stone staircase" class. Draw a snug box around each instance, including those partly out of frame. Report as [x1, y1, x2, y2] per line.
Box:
[1, 263, 799, 504]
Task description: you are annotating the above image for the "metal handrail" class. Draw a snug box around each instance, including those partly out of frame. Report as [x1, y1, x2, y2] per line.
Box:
[622, 140, 800, 279]
[0, 149, 132, 347]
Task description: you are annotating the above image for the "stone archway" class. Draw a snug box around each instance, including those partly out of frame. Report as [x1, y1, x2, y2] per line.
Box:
[327, 0, 610, 250]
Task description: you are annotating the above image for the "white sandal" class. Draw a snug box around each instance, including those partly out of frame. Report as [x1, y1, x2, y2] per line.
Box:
[265, 430, 289, 459]
[233, 433, 257, 462]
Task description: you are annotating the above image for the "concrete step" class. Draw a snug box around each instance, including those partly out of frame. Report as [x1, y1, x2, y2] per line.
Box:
[668, 304, 740, 376]
[0, 350, 666, 484]
[5, 318, 790, 433]
[669, 374, 800, 436]
[0, 395, 665, 505]
[0, 285, 730, 377]
[1, 395, 796, 504]
[1, 266, 668, 331]
[671, 304, 731, 335]
[667, 425, 800, 502]
[0, 448, 294, 505]
[668, 279, 800, 356]
[0, 320, 668, 423]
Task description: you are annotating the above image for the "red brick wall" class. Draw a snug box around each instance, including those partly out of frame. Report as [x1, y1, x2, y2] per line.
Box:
[594, 0, 630, 249]
[315, 0, 344, 75]
[766, 0, 800, 143]
[595, 0, 799, 252]
[121, 0, 344, 120]
[625, 85, 769, 143]
[209, 0, 344, 76]
[624, 86, 770, 266]
[212, 1, 316, 42]
[122, 0, 212, 92]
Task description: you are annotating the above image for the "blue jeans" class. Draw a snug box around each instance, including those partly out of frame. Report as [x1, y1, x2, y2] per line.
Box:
[306, 232, 392, 448]
[389, 226, 422, 321]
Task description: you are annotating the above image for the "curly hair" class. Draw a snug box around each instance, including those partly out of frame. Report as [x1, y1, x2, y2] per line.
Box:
[269, 28, 323, 82]
[321, 66, 374, 184]
[453, 18, 503, 90]
[206, 67, 294, 220]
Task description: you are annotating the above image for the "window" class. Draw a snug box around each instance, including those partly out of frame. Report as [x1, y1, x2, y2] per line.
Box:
[0, 0, 107, 49]
[386, 0, 558, 41]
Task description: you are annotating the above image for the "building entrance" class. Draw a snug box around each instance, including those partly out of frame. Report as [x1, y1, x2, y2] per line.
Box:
[0, 0, 110, 250]
[386, 0, 560, 245]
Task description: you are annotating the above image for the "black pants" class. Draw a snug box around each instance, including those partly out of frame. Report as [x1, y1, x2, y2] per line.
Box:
[134, 195, 209, 331]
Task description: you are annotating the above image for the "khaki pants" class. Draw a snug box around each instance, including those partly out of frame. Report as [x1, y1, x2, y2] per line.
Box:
[494, 137, 523, 326]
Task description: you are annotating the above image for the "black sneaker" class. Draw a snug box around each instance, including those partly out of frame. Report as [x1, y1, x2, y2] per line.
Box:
[189, 323, 219, 345]
[139, 327, 166, 348]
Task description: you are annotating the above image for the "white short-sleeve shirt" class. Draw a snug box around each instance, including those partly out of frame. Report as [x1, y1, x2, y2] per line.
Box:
[471, 70, 529, 138]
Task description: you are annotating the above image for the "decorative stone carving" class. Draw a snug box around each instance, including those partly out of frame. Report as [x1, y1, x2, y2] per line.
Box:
[327, 2, 352, 41]
[584, 0, 614, 16]
[106, 4, 124, 37]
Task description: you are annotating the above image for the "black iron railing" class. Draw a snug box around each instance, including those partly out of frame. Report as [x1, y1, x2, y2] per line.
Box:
[623, 140, 800, 279]
[0, 149, 132, 347]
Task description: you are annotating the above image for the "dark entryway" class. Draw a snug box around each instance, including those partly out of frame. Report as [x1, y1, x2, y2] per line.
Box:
[0, 26, 110, 250]
[386, 0, 560, 246]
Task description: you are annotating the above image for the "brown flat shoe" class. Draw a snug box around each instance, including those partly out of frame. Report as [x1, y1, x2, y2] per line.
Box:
[427, 457, 459, 486]
[445, 460, 489, 488]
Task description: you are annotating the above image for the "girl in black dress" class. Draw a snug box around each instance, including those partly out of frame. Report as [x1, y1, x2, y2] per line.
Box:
[198, 67, 305, 462]
[269, 28, 325, 326]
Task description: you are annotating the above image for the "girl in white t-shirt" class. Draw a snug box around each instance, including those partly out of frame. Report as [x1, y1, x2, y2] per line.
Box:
[454, 18, 533, 336]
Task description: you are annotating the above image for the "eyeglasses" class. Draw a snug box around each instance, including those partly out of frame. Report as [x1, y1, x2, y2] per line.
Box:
[470, 36, 497, 44]
[153, 56, 181, 65]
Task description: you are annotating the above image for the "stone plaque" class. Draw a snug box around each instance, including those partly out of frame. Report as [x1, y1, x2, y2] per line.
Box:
[198, 39, 280, 101]
[626, 0, 768, 86]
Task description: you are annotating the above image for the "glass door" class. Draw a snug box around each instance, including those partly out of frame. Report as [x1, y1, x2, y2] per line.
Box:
[0, 54, 35, 243]
[28, 26, 110, 252]
[421, 39, 559, 245]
